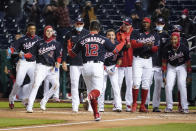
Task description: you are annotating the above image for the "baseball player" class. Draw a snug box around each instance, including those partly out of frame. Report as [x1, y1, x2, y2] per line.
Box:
[98, 29, 123, 112]
[152, 17, 169, 112]
[69, 20, 125, 121]
[26, 25, 62, 113]
[162, 32, 191, 114]
[62, 17, 89, 112]
[116, 17, 134, 112]
[7, 23, 40, 109]
[131, 17, 160, 112]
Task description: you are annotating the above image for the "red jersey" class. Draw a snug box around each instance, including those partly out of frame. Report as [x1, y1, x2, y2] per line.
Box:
[116, 27, 133, 67]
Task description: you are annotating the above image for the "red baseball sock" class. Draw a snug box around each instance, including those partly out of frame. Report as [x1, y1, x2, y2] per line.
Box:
[132, 88, 139, 105]
[88, 89, 100, 115]
[141, 89, 148, 107]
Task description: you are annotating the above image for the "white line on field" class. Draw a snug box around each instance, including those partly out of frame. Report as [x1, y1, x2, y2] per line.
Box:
[0, 116, 149, 131]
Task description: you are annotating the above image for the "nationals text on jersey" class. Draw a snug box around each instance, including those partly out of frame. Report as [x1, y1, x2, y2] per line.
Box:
[39, 44, 56, 55]
[168, 51, 184, 61]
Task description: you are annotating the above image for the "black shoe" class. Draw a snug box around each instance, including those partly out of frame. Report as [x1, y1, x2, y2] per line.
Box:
[145, 104, 148, 109]
[153, 107, 161, 112]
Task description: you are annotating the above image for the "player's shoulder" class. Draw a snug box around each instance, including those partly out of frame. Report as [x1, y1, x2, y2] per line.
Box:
[180, 43, 189, 51]
[35, 35, 41, 40]
[81, 28, 89, 34]
[36, 39, 45, 45]
[132, 29, 140, 34]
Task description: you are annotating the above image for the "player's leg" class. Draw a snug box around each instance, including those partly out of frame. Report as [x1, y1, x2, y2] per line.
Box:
[132, 57, 143, 112]
[82, 63, 94, 112]
[118, 67, 125, 92]
[52, 70, 60, 102]
[125, 67, 133, 111]
[109, 66, 122, 111]
[23, 62, 36, 103]
[176, 64, 188, 113]
[90, 63, 104, 121]
[40, 71, 60, 111]
[152, 68, 163, 112]
[165, 64, 176, 112]
[9, 60, 28, 108]
[140, 58, 153, 112]
[70, 66, 82, 112]
[98, 72, 107, 112]
[43, 79, 50, 97]
[26, 64, 48, 112]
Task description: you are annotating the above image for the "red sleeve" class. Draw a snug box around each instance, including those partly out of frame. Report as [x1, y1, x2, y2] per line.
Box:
[57, 57, 62, 63]
[162, 59, 167, 71]
[69, 50, 76, 58]
[67, 39, 72, 51]
[113, 41, 125, 54]
[151, 46, 158, 52]
[131, 40, 143, 48]
[186, 60, 192, 73]
[24, 53, 32, 59]
[10, 47, 14, 54]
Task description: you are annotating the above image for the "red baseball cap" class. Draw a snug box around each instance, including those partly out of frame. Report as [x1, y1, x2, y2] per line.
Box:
[182, 9, 189, 16]
[143, 17, 151, 24]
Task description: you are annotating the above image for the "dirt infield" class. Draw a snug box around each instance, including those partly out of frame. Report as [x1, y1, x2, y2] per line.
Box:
[0, 107, 196, 131]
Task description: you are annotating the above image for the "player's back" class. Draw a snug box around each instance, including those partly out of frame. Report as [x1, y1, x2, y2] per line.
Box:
[74, 33, 115, 63]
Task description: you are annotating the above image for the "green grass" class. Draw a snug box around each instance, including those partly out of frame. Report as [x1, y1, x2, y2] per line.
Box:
[85, 123, 196, 131]
[1, 101, 196, 110]
[0, 118, 66, 128]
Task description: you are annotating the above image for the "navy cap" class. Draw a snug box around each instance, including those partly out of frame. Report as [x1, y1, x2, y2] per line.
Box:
[123, 17, 132, 25]
[172, 25, 182, 32]
[156, 17, 165, 24]
[75, 17, 84, 23]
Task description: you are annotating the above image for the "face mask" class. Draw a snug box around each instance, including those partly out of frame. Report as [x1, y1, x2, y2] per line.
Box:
[156, 26, 164, 31]
[181, 14, 187, 19]
[76, 27, 83, 32]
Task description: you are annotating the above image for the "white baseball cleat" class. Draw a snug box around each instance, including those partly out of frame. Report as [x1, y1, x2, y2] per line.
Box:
[113, 107, 122, 112]
[181, 109, 189, 114]
[94, 113, 101, 121]
[99, 106, 104, 112]
[164, 108, 172, 113]
[40, 101, 46, 111]
[126, 105, 132, 112]
[26, 109, 33, 113]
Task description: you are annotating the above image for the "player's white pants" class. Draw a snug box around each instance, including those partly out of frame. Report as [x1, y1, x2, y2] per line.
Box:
[82, 62, 104, 96]
[27, 63, 59, 110]
[98, 65, 122, 110]
[118, 67, 133, 106]
[9, 60, 36, 102]
[70, 65, 83, 111]
[44, 76, 60, 98]
[152, 67, 164, 108]
[165, 64, 188, 110]
[132, 56, 153, 90]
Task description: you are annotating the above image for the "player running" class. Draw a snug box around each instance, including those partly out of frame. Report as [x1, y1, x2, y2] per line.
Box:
[69, 20, 125, 121]
[26, 25, 62, 113]
[7, 23, 40, 109]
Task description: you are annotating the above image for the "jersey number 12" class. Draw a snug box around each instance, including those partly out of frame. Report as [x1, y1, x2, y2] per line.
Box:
[85, 44, 99, 56]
